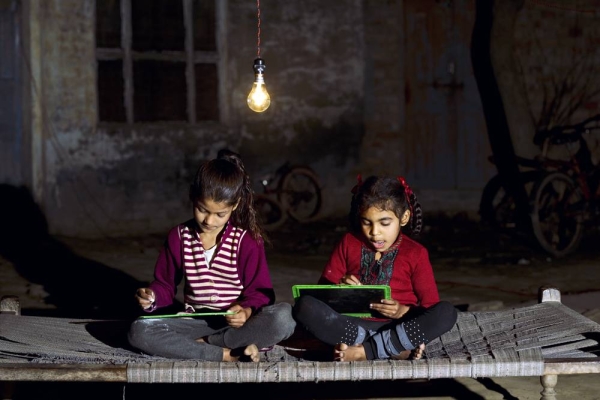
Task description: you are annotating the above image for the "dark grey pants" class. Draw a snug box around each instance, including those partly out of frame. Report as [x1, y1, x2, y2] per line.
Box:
[128, 302, 296, 361]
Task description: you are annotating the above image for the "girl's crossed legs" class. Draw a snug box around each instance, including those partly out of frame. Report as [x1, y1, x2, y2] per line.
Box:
[293, 295, 457, 361]
[128, 302, 295, 362]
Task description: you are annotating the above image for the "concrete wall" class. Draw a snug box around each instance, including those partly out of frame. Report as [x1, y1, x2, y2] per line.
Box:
[15, 0, 600, 237]
[30, 0, 364, 237]
[514, 2, 600, 162]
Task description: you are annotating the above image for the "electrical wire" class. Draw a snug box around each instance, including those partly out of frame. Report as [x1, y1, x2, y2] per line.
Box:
[256, 0, 261, 58]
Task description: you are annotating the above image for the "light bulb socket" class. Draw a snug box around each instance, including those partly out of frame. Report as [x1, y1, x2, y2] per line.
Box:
[253, 58, 266, 74]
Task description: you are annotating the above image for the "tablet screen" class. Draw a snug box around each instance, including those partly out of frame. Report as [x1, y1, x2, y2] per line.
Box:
[292, 284, 391, 317]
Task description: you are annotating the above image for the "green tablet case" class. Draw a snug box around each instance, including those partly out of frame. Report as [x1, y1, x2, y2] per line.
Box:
[292, 284, 392, 317]
[138, 311, 235, 319]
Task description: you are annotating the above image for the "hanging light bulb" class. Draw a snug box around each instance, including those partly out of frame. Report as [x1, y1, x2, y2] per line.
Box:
[247, 0, 270, 112]
[247, 58, 270, 112]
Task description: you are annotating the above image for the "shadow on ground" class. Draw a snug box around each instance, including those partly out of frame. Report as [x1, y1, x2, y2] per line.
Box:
[0, 184, 150, 319]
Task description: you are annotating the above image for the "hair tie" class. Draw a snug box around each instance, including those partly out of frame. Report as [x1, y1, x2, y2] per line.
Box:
[397, 176, 413, 215]
[351, 174, 363, 194]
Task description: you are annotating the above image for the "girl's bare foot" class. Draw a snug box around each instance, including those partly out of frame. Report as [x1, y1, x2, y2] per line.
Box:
[334, 343, 366, 361]
[334, 343, 425, 362]
[391, 343, 426, 360]
[244, 344, 260, 362]
[223, 344, 260, 362]
[412, 343, 425, 360]
[223, 348, 236, 362]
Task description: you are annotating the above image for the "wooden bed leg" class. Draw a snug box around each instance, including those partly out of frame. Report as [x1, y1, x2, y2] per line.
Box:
[1, 296, 20, 400]
[538, 287, 559, 400]
[538, 286, 561, 304]
[540, 374, 557, 400]
[0, 296, 20, 315]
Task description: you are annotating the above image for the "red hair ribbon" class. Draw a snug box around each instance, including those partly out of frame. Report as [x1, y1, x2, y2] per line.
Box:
[351, 174, 363, 195]
[397, 176, 413, 214]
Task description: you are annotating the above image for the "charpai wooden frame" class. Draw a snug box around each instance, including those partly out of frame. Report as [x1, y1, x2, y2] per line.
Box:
[1, 287, 599, 400]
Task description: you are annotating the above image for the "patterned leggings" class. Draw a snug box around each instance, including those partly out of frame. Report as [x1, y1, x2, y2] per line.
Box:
[293, 295, 457, 360]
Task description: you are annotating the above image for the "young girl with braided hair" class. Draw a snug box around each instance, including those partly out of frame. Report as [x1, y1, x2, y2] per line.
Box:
[293, 175, 457, 361]
[128, 149, 296, 362]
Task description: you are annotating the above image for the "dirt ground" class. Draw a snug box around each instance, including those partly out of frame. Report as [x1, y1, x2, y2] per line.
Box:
[2, 212, 600, 316]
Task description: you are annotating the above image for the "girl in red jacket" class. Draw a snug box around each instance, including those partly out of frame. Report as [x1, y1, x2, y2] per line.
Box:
[293, 175, 457, 361]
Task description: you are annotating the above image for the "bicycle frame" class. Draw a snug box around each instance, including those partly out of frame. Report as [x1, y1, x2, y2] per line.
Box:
[254, 162, 322, 230]
[480, 112, 600, 257]
[257, 162, 293, 195]
[537, 128, 600, 203]
[528, 117, 600, 257]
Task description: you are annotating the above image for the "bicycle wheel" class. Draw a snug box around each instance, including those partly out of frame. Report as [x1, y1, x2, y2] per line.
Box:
[530, 172, 584, 258]
[479, 171, 541, 230]
[278, 167, 322, 222]
[254, 195, 287, 231]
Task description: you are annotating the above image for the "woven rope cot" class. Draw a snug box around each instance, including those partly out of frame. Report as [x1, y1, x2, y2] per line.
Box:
[1, 288, 599, 400]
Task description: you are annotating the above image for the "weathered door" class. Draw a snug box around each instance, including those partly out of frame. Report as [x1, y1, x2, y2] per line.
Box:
[403, 0, 493, 190]
[0, 0, 22, 185]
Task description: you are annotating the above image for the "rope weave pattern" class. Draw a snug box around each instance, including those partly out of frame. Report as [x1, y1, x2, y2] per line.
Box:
[1, 302, 598, 383]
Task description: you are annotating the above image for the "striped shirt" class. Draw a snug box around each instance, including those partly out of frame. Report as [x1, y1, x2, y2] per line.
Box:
[147, 219, 275, 313]
[181, 224, 246, 310]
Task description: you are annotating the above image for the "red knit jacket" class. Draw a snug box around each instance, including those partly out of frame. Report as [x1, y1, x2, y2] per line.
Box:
[319, 232, 440, 308]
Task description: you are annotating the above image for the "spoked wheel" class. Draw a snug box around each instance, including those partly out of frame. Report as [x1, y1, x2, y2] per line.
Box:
[530, 172, 584, 258]
[254, 195, 287, 231]
[479, 171, 542, 231]
[479, 174, 518, 230]
[278, 167, 322, 222]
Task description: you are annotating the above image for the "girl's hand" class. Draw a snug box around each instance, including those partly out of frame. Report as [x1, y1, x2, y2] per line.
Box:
[225, 304, 251, 328]
[338, 274, 362, 285]
[369, 299, 410, 319]
[135, 288, 155, 310]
